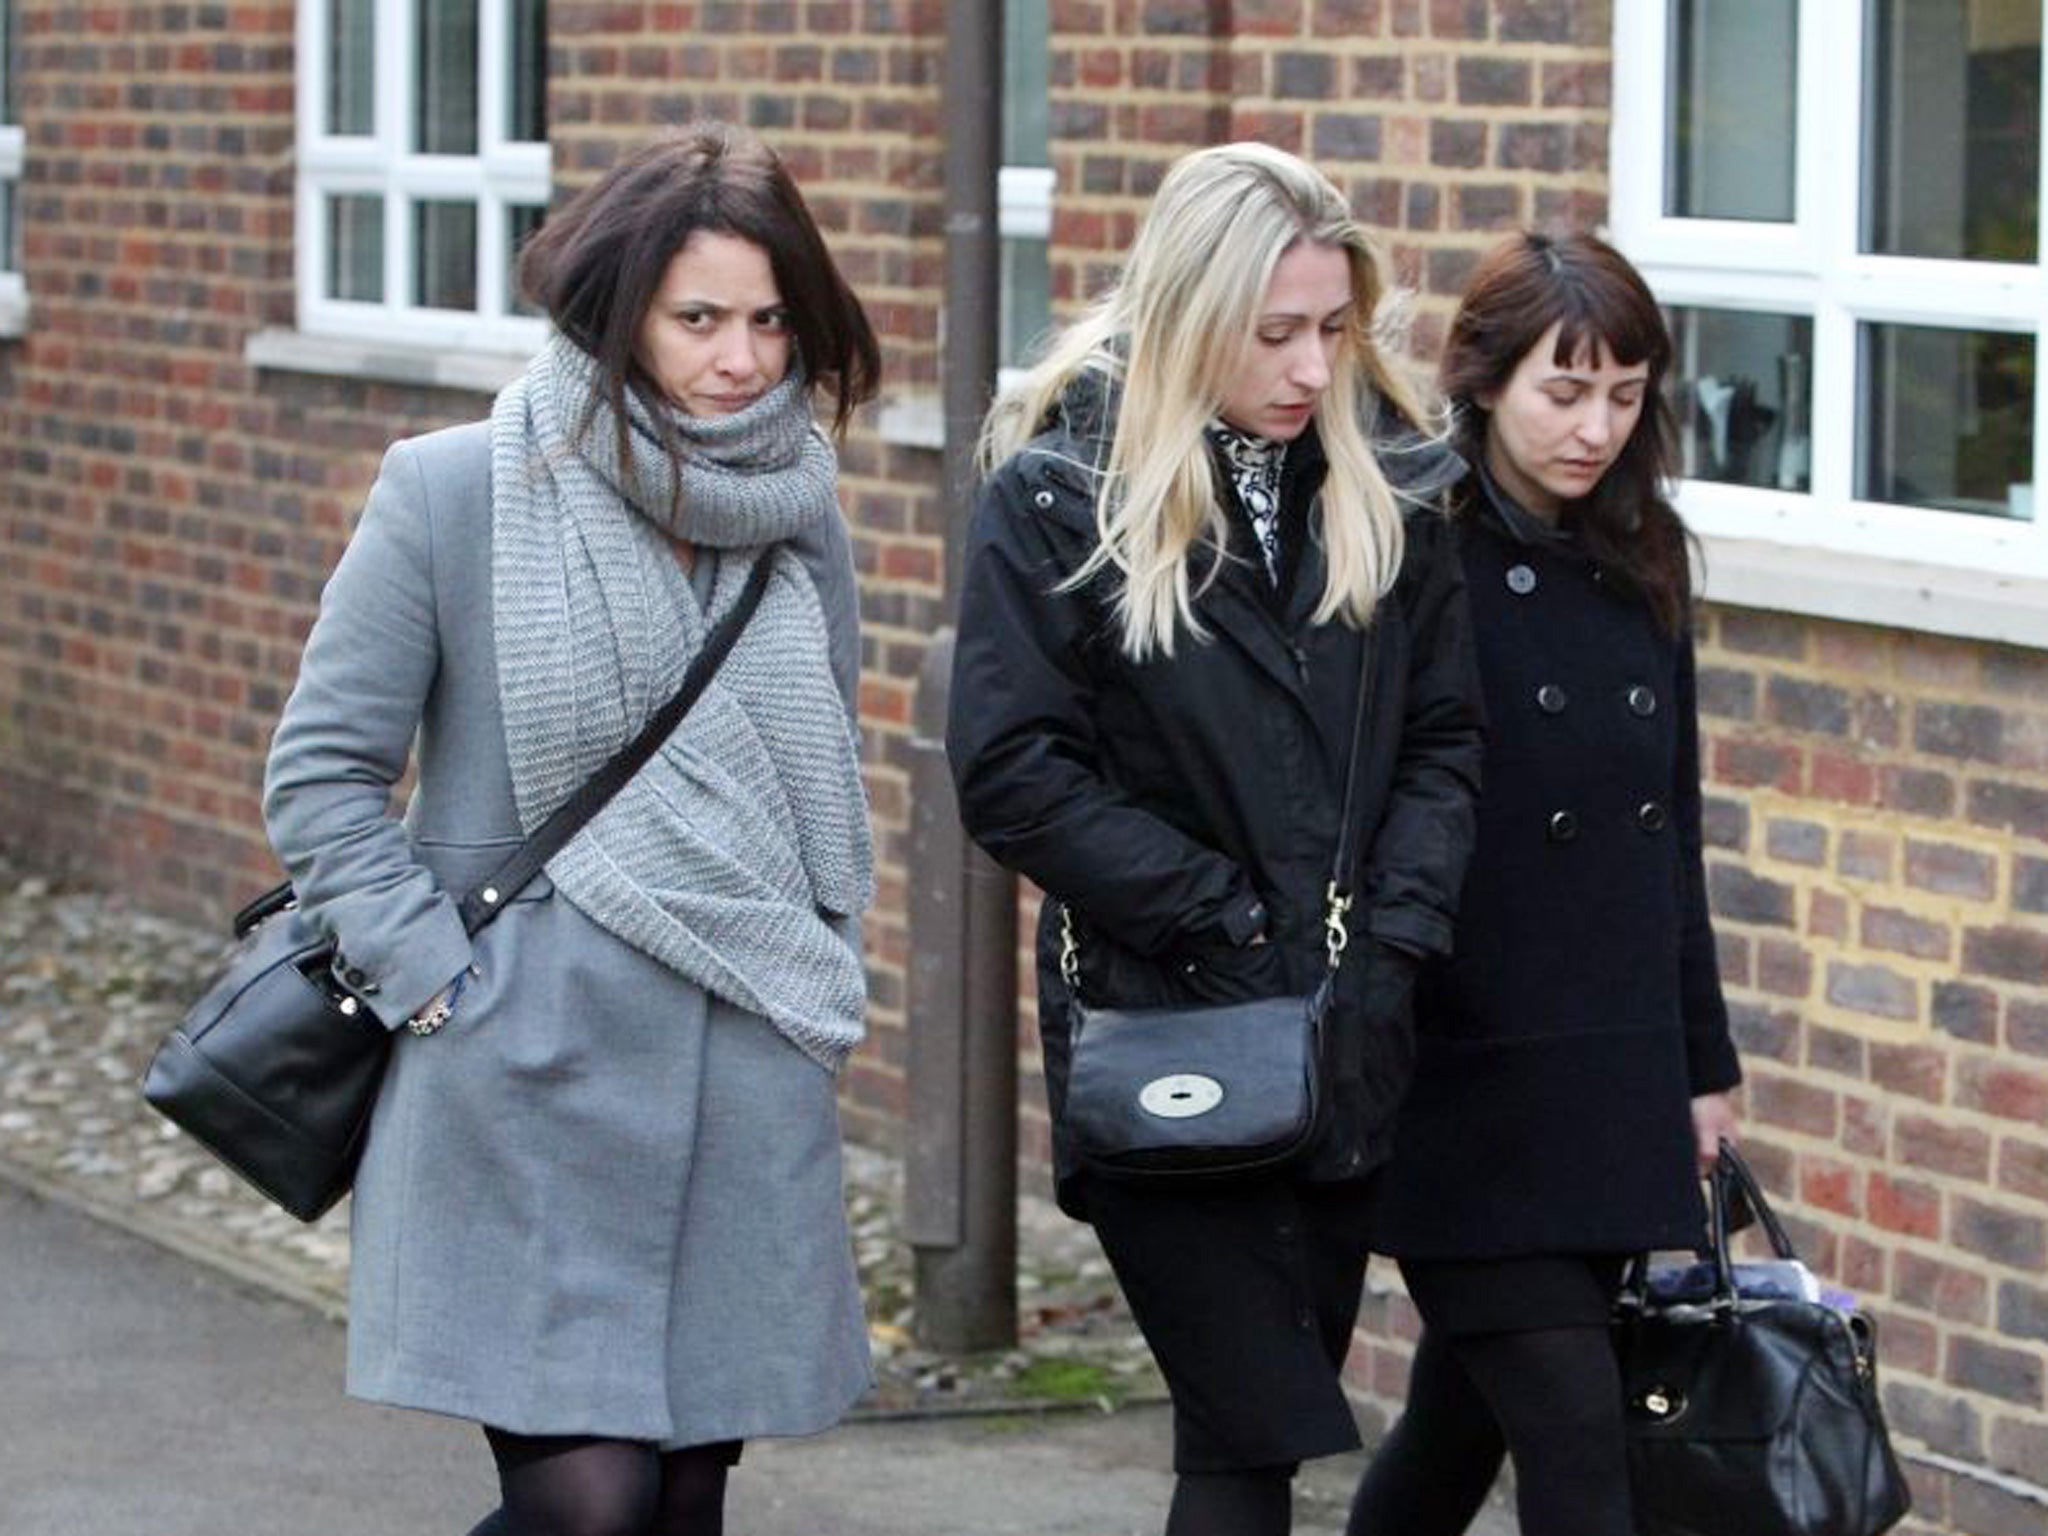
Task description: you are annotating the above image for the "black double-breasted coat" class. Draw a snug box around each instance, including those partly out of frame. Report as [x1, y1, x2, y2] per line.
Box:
[946, 389, 1484, 1217]
[1365, 474, 1743, 1260]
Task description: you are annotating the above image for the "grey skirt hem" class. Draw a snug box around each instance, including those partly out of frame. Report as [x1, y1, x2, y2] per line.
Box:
[345, 1363, 875, 1452]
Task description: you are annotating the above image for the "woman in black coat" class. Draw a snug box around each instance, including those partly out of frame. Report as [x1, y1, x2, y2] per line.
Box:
[947, 142, 1482, 1536]
[1349, 233, 1742, 1536]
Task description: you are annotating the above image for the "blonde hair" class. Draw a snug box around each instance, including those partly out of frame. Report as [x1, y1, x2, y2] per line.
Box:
[982, 141, 1431, 659]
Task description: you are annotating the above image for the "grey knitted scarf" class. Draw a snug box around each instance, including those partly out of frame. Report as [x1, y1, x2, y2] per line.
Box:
[489, 334, 873, 1070]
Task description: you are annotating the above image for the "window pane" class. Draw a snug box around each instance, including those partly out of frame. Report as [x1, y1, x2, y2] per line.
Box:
[413, 199, 477, 310]
[0, 184, 14, 276]
[327, 0, 375, 136]
[1861, 323, 2035, 519]
[508, 203, 544, 316]
[1, 0, 15, 126]
[1003, 0, 1049, 167]
[1666, 0, 1798, 222]
[1667, 306, 1815, 492]
[2, 0, 15, 127]
[1000, 237, 1050, 369]
[328, 195, 385, 301]
[415, 0, 479, 155]
[509, 0, 546, 143]
[1863, 0, 2039, 261]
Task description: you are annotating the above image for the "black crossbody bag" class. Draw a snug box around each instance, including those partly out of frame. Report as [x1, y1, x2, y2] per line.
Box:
[1060, 633, 1375, 1181]
[142, 557, 773, 1222]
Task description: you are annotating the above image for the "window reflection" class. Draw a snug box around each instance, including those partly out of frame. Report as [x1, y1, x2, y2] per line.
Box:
[509, 0, 546, 143]
[329, 195, 385, 302]
[1863, 0, 2040, 261]
[414, 200, 478, 310]
[1667, 0, 1799, 222]
[1667, 306, 1814, 492]
[415, 0, 479, 155]
[508, 204, 544, 317]
[1861, 324, 2035, 519]
[328, 0, 375, 136]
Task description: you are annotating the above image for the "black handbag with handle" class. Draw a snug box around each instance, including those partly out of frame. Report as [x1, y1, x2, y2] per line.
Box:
[142, 558, 772, 1222]
[1059, 630, 1376, 1182]
[1613, 1141, 1912, 1536]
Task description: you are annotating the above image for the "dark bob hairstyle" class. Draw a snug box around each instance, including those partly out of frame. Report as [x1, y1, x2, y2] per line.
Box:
[1441, 230, 1692, 634]
[517, 122, 881, 452]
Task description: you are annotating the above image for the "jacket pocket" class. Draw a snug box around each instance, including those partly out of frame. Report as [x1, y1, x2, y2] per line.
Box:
[412, 837, 556, 907]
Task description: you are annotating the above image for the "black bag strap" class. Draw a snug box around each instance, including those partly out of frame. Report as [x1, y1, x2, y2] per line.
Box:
[1320, 624, 1379, 971]
[455, 553, 775, 934]
[1617, 1139, 1800, 1312]
[237, 555, 775, 944]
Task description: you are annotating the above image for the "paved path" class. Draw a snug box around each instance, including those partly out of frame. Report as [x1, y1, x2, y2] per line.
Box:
[0, 1179, 1520, 1535]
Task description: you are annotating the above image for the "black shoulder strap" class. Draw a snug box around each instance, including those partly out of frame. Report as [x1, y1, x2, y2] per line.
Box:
[456, 554, 776, 935]
[1328, 624, 1377, 898]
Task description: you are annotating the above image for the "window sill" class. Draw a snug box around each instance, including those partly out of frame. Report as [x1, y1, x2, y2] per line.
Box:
[244, 327, 535, 395]
[0, 288, 27, 339]
[1699, 532, 2048, 651]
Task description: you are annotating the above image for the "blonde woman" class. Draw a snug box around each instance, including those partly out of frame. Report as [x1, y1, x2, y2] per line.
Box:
[947, 142, 1483, 1536]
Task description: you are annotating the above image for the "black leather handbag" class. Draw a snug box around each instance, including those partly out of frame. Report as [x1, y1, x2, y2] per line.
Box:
[142, 558, 771, 1222]
[1613, 1142, 1912, 1536]
[1060, 636, 1374, 1182]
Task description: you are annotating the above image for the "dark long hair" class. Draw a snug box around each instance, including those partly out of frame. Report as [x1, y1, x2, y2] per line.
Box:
[1441, 231, 1693, 634]
[517, 122, 882, 464]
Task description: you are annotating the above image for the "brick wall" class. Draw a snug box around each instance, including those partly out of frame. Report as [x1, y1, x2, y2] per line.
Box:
[2, 1, 2043, 1522]
[1691, 613, 2048, 1533]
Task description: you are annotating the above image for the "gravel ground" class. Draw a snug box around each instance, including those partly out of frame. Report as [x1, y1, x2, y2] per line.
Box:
[0, 851, 1163, 1417]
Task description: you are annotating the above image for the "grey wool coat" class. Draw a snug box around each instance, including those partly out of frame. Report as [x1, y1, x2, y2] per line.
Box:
[262, 420, 872, 1447]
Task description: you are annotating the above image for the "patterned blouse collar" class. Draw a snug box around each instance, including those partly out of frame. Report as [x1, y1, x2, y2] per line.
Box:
[1207, 421, 1288, 585]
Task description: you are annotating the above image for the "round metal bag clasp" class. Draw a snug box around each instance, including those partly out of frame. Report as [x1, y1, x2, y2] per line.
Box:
[1138, 1074, 1226, 1119]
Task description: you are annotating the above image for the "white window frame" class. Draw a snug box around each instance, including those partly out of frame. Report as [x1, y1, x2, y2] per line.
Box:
[1612, 4, 2048, 646]
[295, 0, 549, 354]
[0, 0, 26, 335]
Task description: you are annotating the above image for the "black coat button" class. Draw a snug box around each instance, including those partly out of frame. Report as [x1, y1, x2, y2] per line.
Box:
[1637, 801, 1668, 832]
[1536, 683, 1568, 714]
[1506, 564, 1537, 595]
[1628, 685, 1657, 716]
[1547, 810, 1578, 842]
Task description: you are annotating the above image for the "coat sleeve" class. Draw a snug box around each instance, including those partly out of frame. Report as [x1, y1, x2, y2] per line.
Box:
[261, 439, 475, 1029]
[1359, 509, 1484, 958]
[1673, 630, 1742, 1093]
[946, 473, 1262, 957]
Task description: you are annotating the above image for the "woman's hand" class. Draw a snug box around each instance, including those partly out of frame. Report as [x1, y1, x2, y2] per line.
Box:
[1690, 1091, 1738, 1176]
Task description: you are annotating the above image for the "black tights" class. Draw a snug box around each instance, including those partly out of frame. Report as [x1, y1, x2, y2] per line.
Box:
[1347, 1324, 1630, 1536]
[1165, 1466, 1294, 1536]
[463, 1427, 741, 1536]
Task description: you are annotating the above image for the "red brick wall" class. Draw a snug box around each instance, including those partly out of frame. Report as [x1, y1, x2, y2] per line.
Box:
[2, 3, 2043, 1521]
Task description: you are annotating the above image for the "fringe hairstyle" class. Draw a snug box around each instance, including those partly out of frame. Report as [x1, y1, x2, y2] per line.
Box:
[1440, 230, 1694, 635]
[980, 142, 1430, 660]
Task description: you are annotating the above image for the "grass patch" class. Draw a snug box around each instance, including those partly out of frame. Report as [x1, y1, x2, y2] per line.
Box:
[1006, 1357, 1123, 1407]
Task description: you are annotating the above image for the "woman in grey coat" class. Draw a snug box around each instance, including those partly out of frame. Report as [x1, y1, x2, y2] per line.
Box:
[262, 124, 882, 1536]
